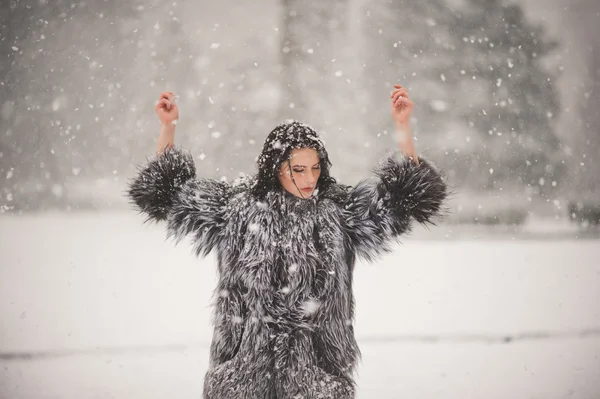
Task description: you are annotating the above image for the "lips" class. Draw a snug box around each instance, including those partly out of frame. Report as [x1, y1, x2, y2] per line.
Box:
[301, 187, 313, 192]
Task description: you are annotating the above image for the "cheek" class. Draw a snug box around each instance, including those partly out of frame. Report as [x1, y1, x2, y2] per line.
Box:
[278, 170, 293, 188]
[310, 170, 321, 183]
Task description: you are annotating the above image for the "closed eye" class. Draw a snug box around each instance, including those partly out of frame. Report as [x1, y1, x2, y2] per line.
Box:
[291, 164, 320, 173]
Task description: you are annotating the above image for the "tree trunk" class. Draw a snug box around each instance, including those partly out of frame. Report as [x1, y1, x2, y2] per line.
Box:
[278, 0, 369, 183]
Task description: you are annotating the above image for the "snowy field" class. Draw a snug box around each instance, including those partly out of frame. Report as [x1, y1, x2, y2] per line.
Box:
[1, 211, 599, 399]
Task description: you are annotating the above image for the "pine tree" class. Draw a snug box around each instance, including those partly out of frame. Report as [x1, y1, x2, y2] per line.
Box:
[452, 0, 562, 194]
[360, 0, 562, 195]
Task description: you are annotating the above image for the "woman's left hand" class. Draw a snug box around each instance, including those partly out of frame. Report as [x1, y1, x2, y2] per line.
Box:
[390, 84, 419, 164]
[390, 84, 414, 126]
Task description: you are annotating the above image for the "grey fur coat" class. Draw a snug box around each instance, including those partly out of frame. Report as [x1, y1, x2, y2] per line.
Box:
[127, 138, 446, 398]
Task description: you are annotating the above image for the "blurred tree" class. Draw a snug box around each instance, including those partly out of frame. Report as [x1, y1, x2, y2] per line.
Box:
[452, 0, 563, 195]
[573, 40, 600, 198]
[1, 0, 582, 213]
[279, 0, 370, 183]
[133, 1, 283, 180]
[360, 0, 563, 196]
[0, 0, 141, 210]
[360, 0, 458, 163]
[1, 0, 67, 210]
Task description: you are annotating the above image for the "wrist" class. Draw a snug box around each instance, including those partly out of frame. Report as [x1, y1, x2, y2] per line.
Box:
[393, 120, 410, 130]
[400, 147, 419, 165]
[160, 122, 176, 135]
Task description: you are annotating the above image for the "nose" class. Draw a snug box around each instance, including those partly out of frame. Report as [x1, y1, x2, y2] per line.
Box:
[307, 171, 317, 186]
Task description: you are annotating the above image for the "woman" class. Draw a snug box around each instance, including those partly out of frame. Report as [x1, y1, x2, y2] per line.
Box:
[127, 84, 447, 398]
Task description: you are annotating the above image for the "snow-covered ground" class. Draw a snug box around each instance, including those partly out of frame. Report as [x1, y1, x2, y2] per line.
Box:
[1, 212, 599, 398]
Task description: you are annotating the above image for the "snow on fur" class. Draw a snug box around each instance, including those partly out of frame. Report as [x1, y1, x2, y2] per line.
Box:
[126, 123, 447, 398]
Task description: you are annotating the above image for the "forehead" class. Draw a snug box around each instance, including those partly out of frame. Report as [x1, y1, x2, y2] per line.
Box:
[289, 148, 320, 164]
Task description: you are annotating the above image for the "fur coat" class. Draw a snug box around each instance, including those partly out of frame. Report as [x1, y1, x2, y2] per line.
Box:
[127, 142, 447, 398]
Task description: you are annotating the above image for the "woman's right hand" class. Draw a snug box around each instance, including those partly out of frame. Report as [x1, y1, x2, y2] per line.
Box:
[155, 91, 179, 125]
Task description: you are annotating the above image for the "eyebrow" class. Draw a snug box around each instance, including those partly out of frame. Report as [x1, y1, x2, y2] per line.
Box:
[291, 162, 320, 168]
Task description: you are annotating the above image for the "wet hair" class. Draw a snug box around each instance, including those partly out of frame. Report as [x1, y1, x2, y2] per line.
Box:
[252, 120, 336, 199]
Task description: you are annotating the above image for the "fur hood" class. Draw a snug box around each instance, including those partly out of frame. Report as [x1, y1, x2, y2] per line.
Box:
[127, 124, 447, 398]
[253, 119, 336, 200]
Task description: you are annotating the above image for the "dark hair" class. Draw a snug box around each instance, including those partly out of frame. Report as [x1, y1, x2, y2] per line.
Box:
[252, 120, 336, 199]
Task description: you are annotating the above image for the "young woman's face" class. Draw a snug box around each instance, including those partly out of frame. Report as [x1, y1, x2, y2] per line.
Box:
[278, 148, 321, 198]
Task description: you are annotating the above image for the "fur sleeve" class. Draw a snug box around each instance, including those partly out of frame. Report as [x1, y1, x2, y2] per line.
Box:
[343, 151, 447, 261]
[127, 147, 231, 257]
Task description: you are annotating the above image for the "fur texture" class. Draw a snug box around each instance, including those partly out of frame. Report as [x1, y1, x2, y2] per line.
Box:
[127, 146, 447, 398]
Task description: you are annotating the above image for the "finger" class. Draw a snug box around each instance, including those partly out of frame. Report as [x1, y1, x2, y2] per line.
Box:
[397, 98, 414, 108]
[392, 90, 408, 102]
[393, 84, 403, 89]
[395, 97, 412, 108]
[160, 96, 174, 107]
[157, 98, 172, 110]
[156, 98, 171, 108]
[159, 92, 175, 101]
[392, 93, 407, 104]
[156, 98, 172, 111]
[390, 88, 408, 98]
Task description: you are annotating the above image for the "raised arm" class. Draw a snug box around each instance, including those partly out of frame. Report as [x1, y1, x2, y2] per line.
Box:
[343, 152, 446, 261]
[343, 84, 447, 261]
[127, 92, 231, 257]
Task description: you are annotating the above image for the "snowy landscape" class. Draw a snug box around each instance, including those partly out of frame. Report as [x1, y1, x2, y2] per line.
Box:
[2, 0, 600, 397]
[1, 212, 599, 398]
